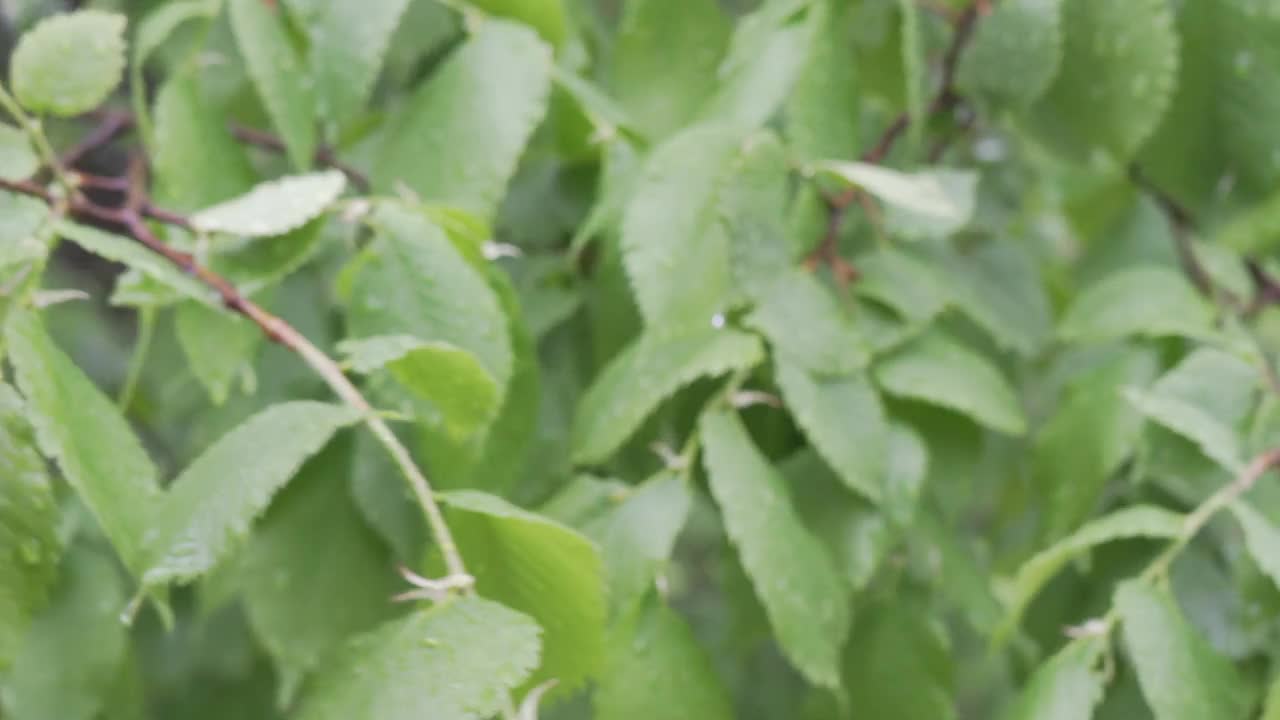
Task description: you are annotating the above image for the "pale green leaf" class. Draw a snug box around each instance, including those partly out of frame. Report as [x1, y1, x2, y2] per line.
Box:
[191, 171, 345, 238]
[1230, 502, 1280, 592]
[0, 192, 51, 271]
[943, 239, 1053, 357]
[621, 125, 742, 329]
[721, 131, 793, 303]
[0, 124, 37, 180]
[463, 0, 566, 46]
[175, 301, 259, 406]
[874, 332, 1027, 435]
[376, 20, 551, 217]
[0, 549, 128, 720]
[440, 490, 605, 692]
[282, 0, 411, 133]
[150, 69, 256, 210]
[295, 597, 541, 720]
[1025, 0, 1178, 162]
[612, 0, 729, 139]
[0, 384, 59, 669]
[898, 0, 924, 151]
[349, 429, 425, 563]
[337, 335, 500, 439]
[239, 439, 400, 705]
[995, 505, 1184, 643]
[1005, 638, 1106, 720]
[958, 0, 1063, 107]
[1059, 267, 1213, 342]
[785, 0, 860, 161]
[814, 161, 977, 238]
[842, 601, 955, 720]
[700, 408, 849, 689]
[10, 10, 126, 117]
[571, 326, 764, 464]
[583, 472, 692, 615]
[1126, 387, 1245, 473]
[594, 598, 732, 720]
[1036, 347, 1158, 540]
[1265, 674, 1280, 720]
[143, 402, 359, 587]
[775, 360, 887, 501]
[228, 0, 316, 169]
[747, 269, 869, 375]
[54, 220, 216, 308]
[5, 310, 160, 576]
[347, 204, 513, 397]
[698, 0, 814, 131]
[855, 248, 949, 322]
[132, 0, 215, 73]
[1116, 580, 1250, 720]
[882, 422, 928, 527]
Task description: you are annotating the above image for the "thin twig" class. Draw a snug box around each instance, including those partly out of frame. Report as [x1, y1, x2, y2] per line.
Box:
[230, 124, 371, 192]
[0, 173, 468, 581]
[809, 1, 983, 271]
[60, 110, 133, 169]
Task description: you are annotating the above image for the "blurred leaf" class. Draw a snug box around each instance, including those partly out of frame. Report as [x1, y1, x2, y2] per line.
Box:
[843, 601, 955, 720]
[295, 597, 541, 720]
[10, 10, 125, 117]
[228, 0, 316, 169]
[700, 408, 849, 689]
[150, 69, 257, 210]
[944, 239, 1053, 357]
[1004, 638, 1106, 720]
[0, 124, 37, 180]
[958, 0, 1063, 107]
[144, 402, 359, 587]
[1230, 502, 1280, 593]
[191, 171, 345, 238]
[55, 220, 216, 308]
[175, 302, 259, 406]
[1116, 580, 1251, 720]
[785, 0, 859, 161]
[747, 269, 870, 375]
[1059, 267, 1213, 343]
[6, 310, 160, 576]
[813, 162, 977, 238]
[440, 491, 605, 692]
[463, 0, 566, 46]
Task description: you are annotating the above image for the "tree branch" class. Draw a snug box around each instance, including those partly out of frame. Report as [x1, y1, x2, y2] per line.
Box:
[230, 124, 371, 192]
[0, 170, 468, 582]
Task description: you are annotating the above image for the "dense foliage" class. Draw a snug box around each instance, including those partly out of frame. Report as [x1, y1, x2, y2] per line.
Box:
[3, 0, 1280, 717]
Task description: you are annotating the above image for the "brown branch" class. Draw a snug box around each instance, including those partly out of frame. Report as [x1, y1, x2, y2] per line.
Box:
[230, 124, 371, 193]
[60, 110, 133, 170]
[809, 1, 983, 273]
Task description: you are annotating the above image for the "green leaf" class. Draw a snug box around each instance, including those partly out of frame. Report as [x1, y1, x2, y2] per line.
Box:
[874, 331, 1027, 435]
[620, 125, 742, 330]
[697, 0, 814, 131]
[943, 239, 1053, 357]
[1126, 387, 1245, 473]
[699, 408, 849, 689]
[239, 439, 400, 705]
[855, 248, 949, 323]
[10, 10, 126, 117]
[462, 0, 566, 46]
[0, 384, 59, 669]
[1059, 267, 1213, 343]
[583, 472, 692, 615]
[785, 0, 860, 161]
[0, 124, 37, 180]
[1025, 0, 1178, 162]
[594, 597, 733, 720]
[143, 402, 359, 587]
[0, 192, 51, 271]
[813, 162, 977, 238]
[5, 310, 160, 576]
[439, 490, 605, 692]
[228, 0, 316, 169]
[612, 0, 729, 139]
[175, 302, 259, 406]
[1004, 638, 1106, 720]
[1036, 347, 1158, 540]
[347, 204, 513, 398]
[995, 505, 1184, 643]
[842, 601, 955, 720]
[722, 132, 793, 303]
[775, 360, 887, 501]
[746, 269, 870, 375]
[571, 326, 764, 464]
[191, 171, 345, 238]
[337, 335, 500, 439]
[1230, 502, 1280, 593]
[958, 0, 1063, 107]
[54, 220, 216, 308]
[376, 20, 551, 218]
[282, 0, 411, 133]
[295, 597, 542, 720]
[0, 548, 128, 720]
[1265, 674, 1280, 720]
[150, 69, 256, 210]
[898, 0, 924, 151]
[1115, 580, 1251, 720]
[130, 0, 218, 142]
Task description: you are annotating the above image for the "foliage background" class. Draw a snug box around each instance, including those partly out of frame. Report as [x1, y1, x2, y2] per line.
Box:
[3, 0, 1280, 718]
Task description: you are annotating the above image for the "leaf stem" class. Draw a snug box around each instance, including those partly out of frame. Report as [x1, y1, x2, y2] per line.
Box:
[0, 84, 77, 194]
